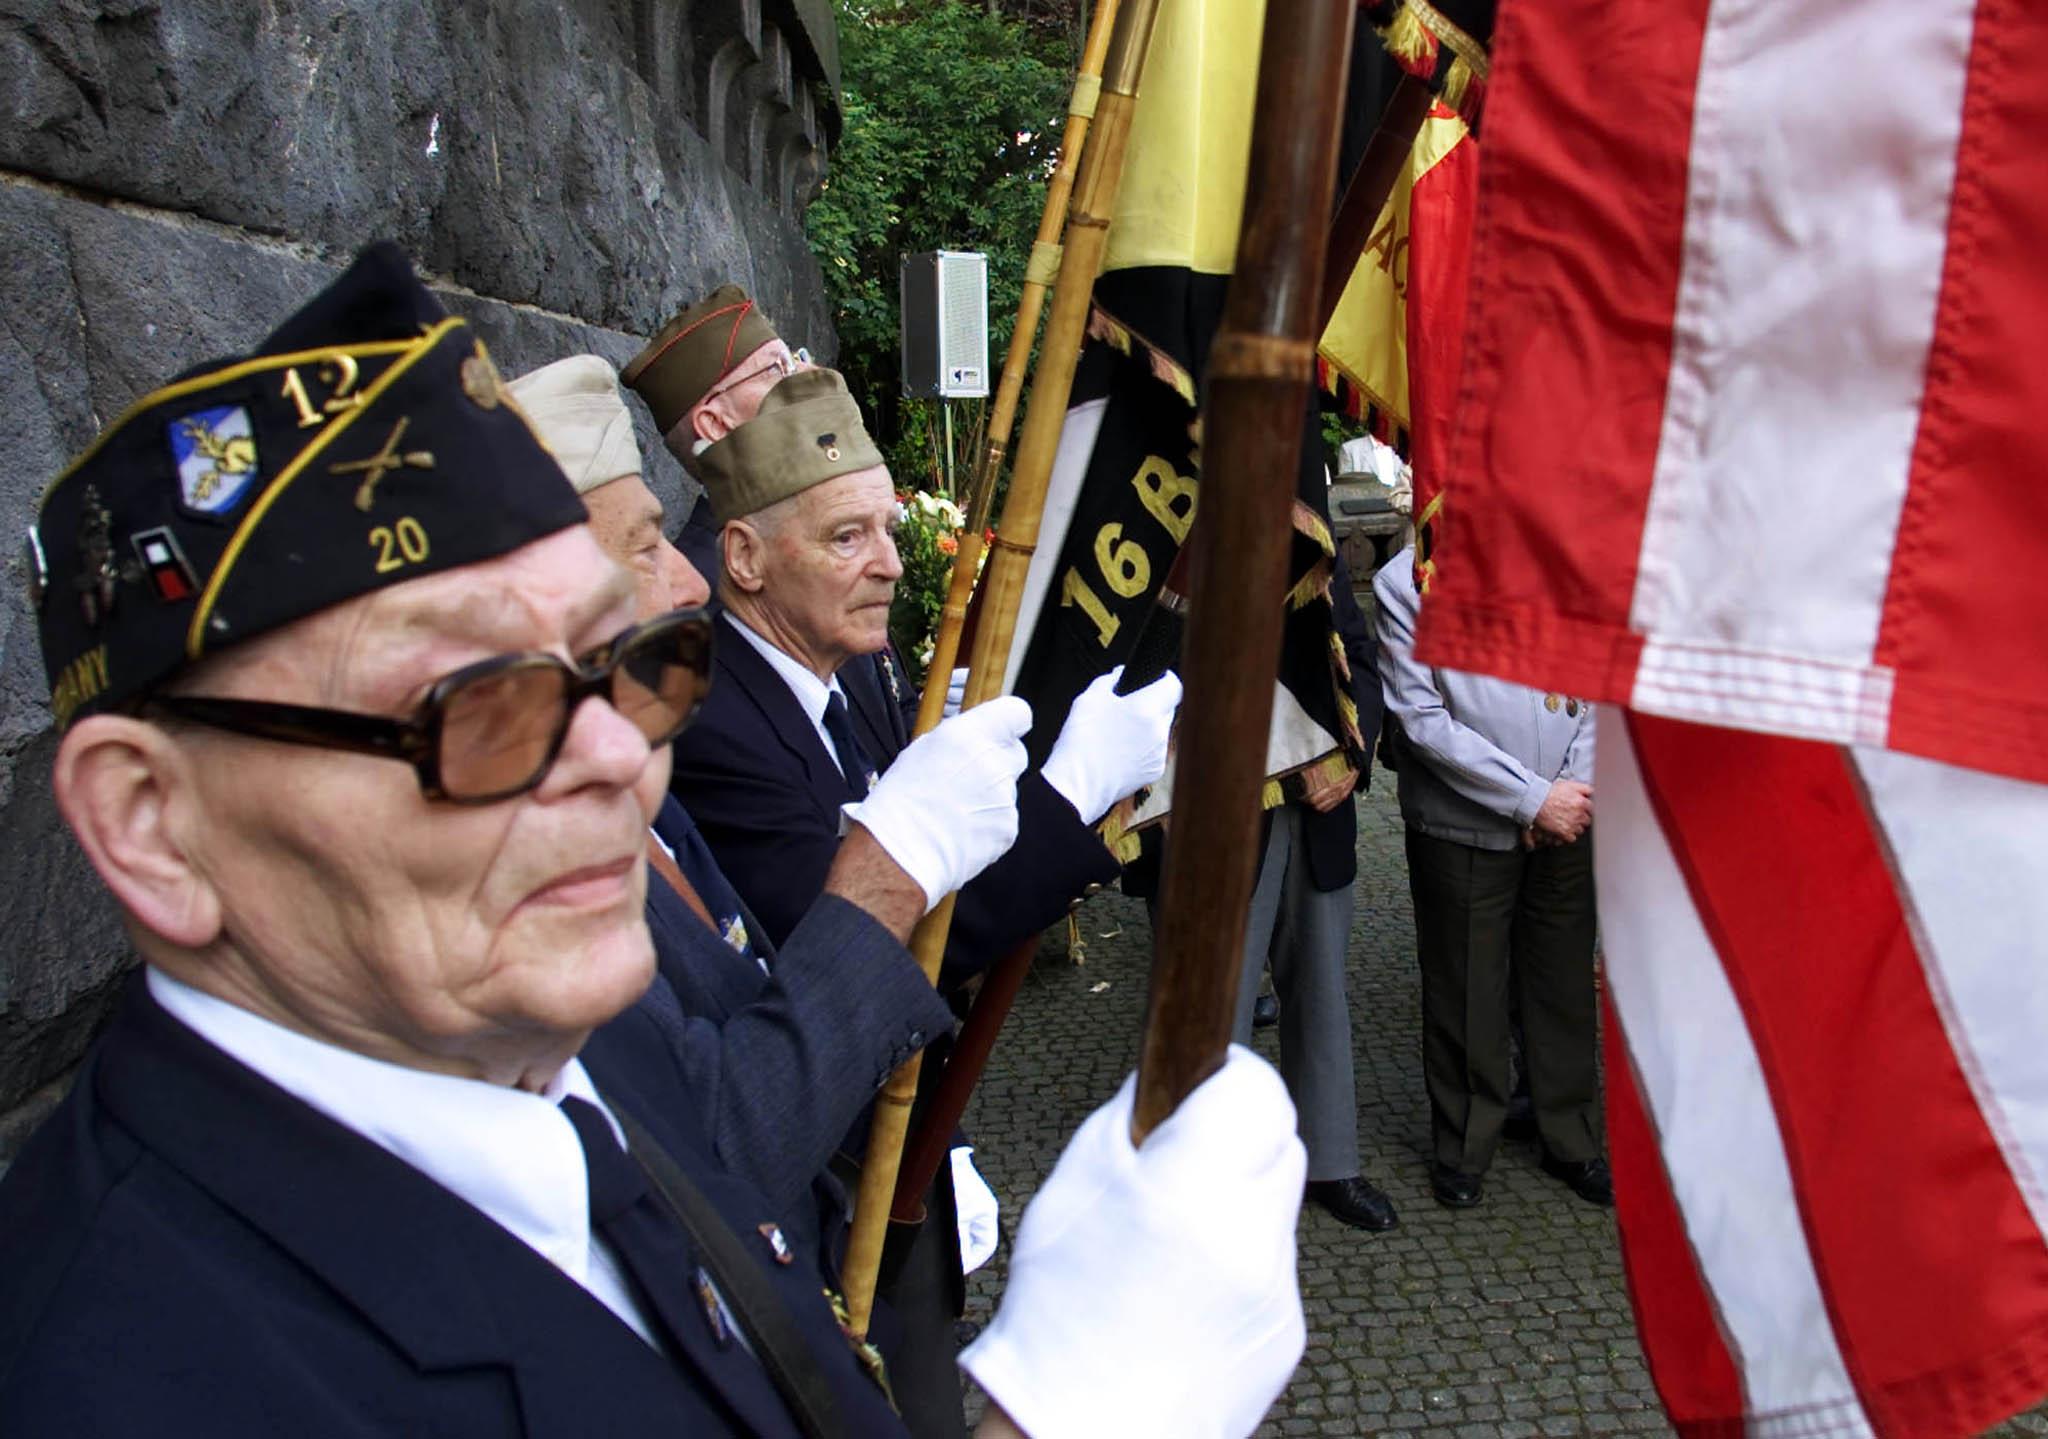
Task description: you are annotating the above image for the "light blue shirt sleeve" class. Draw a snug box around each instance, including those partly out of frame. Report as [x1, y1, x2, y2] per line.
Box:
[1562, 704, 1597, 786]
[1372, 551, 1553, 828]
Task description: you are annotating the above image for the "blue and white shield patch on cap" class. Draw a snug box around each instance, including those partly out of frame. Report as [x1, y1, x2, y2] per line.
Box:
[168, 405, 260, 518]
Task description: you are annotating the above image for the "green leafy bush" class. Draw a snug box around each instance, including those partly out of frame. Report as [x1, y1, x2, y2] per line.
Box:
[809, 1, 1074, 454]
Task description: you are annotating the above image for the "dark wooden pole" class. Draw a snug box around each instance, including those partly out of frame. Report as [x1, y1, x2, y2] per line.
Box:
[889, 935, 1037, 1222]
[1318, 73, 1434, 334]
[1132, 0, 1357, 1140]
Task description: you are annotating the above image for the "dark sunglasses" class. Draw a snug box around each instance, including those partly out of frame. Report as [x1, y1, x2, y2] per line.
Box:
[144, 607, 713, 803]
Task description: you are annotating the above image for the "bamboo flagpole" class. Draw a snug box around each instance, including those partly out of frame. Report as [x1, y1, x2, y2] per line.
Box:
[839, 0, 1168, 1339]
[1132, 0, 1356, 1139]
[912, 0, 1125, 736]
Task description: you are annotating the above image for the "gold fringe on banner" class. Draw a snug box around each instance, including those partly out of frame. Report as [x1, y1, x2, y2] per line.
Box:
[1366, 0, 1491, 126]
[1329, 630, 1364, 749]
[1440, 55, 1476, 114]
[1293, 498, 1336, 558]
[1287, 558, 1332, 613]
[1379, 5, 1439, 73]
[1097, 795, 1146, 864]
[1086, 304, 1200, 408]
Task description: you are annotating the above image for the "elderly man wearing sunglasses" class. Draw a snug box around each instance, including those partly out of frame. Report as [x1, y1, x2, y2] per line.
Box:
[0, 244, 1307, 1439]
[498, 352, 979, 1270]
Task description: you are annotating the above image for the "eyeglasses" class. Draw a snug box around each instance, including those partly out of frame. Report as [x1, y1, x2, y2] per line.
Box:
[144, 607, 714, 803]
[704, 346, 812, 404]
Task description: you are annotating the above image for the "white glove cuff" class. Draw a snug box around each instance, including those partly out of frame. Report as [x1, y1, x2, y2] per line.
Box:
[1038, 745, 1111, 826]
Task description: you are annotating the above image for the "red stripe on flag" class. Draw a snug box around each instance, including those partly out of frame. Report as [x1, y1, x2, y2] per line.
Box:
[1629, 713, 2048, 1436]
[1878, 0, 2048, 787]
[1413, 0, 1710, 696]
[1602, 991, 1747, 1436]
[1402, 106, 1477, 580]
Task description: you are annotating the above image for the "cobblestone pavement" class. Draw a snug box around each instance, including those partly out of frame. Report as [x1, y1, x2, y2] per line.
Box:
[959, 783, 2048, 1436]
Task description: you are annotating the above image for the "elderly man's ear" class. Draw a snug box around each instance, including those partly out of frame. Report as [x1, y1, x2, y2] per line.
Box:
[695, 406, 737, 445]
[721, 521, 771, 596]
[53, 717, 223, 950]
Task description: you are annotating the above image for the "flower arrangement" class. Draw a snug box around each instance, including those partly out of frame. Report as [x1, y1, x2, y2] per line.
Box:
[889, 488, 991, 684]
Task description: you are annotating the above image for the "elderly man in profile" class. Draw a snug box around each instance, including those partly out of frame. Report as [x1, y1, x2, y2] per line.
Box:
[624, 282, 930, 733]
[0, 244, 1305, 1438]
[504, 353, 959, 1250]
[671, 367, 1176, 961]
[653, 358, 1180, 1439]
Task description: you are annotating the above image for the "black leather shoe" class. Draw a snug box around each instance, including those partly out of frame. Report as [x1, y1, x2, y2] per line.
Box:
[1430, 1163, 1484, 1208]
[1251, 992, 1280, 1030]
[1305, 1176, 1399, 1231]
[1541, 1154, 1615, 1207]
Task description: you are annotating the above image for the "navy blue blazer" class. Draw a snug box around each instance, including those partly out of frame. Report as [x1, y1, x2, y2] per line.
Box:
[0, 979, 909, 1436]
[1296, 546, 1386, 894]
[672, 613, 1120, 990]
[631, 798, 953, 1222]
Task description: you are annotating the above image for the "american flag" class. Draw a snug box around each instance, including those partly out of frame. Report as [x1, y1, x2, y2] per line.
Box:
[1411, 1, 2048, 1433]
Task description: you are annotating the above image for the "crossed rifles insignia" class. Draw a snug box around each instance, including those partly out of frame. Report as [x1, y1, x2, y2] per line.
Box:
[331, 418, 435, 512]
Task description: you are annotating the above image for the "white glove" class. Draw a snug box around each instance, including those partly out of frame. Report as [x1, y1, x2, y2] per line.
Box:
[1039, 666, 1182, 825]
[943, 666, 969, 719]
[951, 1145, 1000, 1275]
[843, 696, 1031, 912]
[960, 1045, 1306, 1439]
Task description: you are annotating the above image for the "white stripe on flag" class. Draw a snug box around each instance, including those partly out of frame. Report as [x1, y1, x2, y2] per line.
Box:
[1631, 639, 1893, 749]
[1629, 0, 1977, 719]
[1853, 747, 2048, 1243]
[1002, 397, 1107, 695]
[1597, 720, 1873, 1433]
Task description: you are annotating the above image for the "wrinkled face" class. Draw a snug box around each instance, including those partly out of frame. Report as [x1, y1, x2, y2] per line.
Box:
[170, 527, 667, 1079]
[582, 472, 710, 621]
[749, 466, 903, 673]
[691, 338, 808, 442]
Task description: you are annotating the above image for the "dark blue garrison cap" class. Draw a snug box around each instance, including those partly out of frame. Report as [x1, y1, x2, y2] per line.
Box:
[26, 241, 588, 728]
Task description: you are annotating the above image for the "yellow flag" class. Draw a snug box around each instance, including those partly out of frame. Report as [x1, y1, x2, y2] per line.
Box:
[1316, 107, 1469, 431]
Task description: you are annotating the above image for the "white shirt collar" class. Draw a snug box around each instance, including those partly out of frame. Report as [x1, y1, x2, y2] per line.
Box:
[145, 968, 652, 1338]
[724, 611, 852, 777]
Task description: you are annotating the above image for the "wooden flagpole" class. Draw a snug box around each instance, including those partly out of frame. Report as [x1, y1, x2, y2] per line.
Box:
[840, 0, 1168, 1339]
[1132, 0, 1356, 1139]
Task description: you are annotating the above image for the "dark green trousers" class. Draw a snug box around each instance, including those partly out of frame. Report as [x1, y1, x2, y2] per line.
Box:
[1404, 828, 1600, 1175]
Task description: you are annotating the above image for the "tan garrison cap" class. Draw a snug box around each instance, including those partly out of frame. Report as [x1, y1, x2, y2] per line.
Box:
[505, 355, 642, 496]
[621, 284, 781, 437]
[697, 368, 885, 523]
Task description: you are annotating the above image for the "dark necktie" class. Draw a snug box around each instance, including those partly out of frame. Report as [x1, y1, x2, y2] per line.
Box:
[560, 1097, 848, 1438]
[560, 1095, 730, 1359]
[821, 691, 876, 799]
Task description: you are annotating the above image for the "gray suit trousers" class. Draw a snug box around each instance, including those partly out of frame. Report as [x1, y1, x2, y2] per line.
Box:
[1234, 804, 1363, 1183]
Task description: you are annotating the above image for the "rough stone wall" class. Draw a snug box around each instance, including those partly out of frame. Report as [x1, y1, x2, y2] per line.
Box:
[0, 0, 841, 1159]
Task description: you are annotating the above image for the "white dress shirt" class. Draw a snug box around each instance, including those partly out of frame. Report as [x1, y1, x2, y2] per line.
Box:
[726, 611, 854, 779]
[147, 968, 661, 1346]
